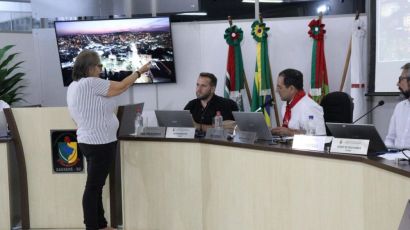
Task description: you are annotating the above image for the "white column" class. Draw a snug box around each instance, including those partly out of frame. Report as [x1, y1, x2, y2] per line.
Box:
[254, 0, 259, 20]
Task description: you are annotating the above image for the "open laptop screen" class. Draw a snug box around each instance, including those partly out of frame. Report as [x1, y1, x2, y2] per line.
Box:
[118, 103, 144, 136]
[233, 112, 273, 140]
[326, 123, 387, 155]
[155, 110, 194, 128]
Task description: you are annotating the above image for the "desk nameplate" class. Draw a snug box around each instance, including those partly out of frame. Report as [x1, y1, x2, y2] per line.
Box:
[330, 138, 369, 155]
[138, 127, 166, 138]
[233, 131, 256, 144]
[292, 135, 326, 152]
[205, 128, 229, 141]
[165, 127, 195, 139]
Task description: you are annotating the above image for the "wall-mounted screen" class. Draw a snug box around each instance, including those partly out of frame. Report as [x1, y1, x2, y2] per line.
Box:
[373, 0, 410, 93]
[54, 17, 176, 86]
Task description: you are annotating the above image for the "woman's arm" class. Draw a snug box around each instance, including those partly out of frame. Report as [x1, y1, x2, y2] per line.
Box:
[107, 62, 150, 97]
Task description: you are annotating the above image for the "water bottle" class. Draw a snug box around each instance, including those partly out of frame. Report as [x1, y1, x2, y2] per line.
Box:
[213, 111, 223, 130]
[134, 111, 144, 135]
[306, 115, 316, 136]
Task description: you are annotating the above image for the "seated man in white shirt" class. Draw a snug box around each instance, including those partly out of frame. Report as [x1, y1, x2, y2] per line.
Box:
[385, 63, 410, 149]
[271, 68, 326, 136]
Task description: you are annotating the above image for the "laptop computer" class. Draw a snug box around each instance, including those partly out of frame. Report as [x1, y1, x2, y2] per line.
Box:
[233, 112, 273, 141]
[118, 103, 144, 136]
[155, 110, 194, 127]
[399, 200, 410, 230]
[326, 123, 388, 155]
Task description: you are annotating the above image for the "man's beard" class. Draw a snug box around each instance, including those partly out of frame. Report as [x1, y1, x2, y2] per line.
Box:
[402, 90, 410, 99]
[197, 91, 212, 100]
[399, 87, 410, 99]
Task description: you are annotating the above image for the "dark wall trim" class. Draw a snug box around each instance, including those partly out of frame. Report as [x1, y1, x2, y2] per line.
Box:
[366, 92, 400, 97]
[109, 106, 126, 227]
[367, 0, 376, 94]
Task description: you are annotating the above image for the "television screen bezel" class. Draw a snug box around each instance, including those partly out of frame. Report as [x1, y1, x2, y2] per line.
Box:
[53, 16, 177, 86]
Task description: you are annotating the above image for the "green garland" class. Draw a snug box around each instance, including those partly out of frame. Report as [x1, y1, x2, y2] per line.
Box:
[224, 25, 243, 46]
[251, 20, 269, 42]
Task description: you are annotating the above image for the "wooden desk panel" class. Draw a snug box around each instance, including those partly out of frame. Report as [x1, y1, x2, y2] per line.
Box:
[121, 140, 410, 230]
[10, 107, 111, 228]
[121, 141, 203, 230]
[0, 142, 10, 229]
[201, 144, 364, 230]
[364, 164, 410, 230]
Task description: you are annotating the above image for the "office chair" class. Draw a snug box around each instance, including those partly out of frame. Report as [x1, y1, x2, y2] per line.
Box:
[320, 91, 354, 136]
[320, 91, 354, 123]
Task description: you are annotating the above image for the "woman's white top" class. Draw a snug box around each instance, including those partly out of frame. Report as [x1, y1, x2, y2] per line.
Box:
[67, 77, 118, 144]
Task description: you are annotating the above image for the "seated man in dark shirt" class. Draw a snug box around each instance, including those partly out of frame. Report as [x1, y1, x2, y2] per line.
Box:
[184, 72, 239, 131]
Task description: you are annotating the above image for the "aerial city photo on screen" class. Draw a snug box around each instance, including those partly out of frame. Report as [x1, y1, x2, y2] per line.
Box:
[377, 0, 410, 62]
[54, 17, 176, 86]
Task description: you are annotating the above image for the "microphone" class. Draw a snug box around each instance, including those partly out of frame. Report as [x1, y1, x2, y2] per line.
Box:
[353, 100, 384, 124]
[255, 98, 274, 112]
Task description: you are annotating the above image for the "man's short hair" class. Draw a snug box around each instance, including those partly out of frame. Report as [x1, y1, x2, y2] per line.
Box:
[199, 72, 217, 87]
[401, 63, 410, 79]
[278, 69, 304, 90]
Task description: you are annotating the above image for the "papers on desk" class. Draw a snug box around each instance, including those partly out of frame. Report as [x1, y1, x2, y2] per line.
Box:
[378, 152, 407, 161]
[292, 135, 327, 152]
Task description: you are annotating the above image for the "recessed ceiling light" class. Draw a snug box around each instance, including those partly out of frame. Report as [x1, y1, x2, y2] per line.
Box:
[177, 12, 207, 16]
[317, 4, 330, 14]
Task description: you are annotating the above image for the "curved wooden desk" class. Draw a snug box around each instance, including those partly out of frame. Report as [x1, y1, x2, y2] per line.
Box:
[120, 138, 410, 230]
[0, 138, 11, 230]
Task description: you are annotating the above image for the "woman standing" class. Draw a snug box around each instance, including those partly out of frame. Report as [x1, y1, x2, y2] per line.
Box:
[67, 50, 150, 230]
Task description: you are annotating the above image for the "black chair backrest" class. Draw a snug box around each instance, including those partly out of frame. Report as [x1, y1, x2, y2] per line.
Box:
[320, 91, 353, 123]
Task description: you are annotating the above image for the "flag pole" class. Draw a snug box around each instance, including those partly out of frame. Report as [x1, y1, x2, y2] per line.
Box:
[259, 13, 280, 126]
[339, 11, 360, 91]
[318, 11, 323, 21]
[316, 11, 326, 104]
[227, 16, 252, 106]
[255, 0, 259, 20]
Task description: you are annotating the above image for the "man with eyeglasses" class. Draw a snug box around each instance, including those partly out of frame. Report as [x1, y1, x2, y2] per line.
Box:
[385, 63, 410, 149]
[271, 68, 326, 136]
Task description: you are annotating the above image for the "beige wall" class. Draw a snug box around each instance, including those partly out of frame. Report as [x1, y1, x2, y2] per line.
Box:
[0, 142, 11, 229]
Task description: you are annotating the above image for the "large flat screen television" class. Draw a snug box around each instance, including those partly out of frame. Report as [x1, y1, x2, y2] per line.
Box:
[54, 17, 176, 86]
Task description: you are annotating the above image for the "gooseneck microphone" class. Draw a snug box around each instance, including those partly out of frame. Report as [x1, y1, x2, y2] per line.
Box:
[353, 100, 384, 124]
[255, 98, 275, 112]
